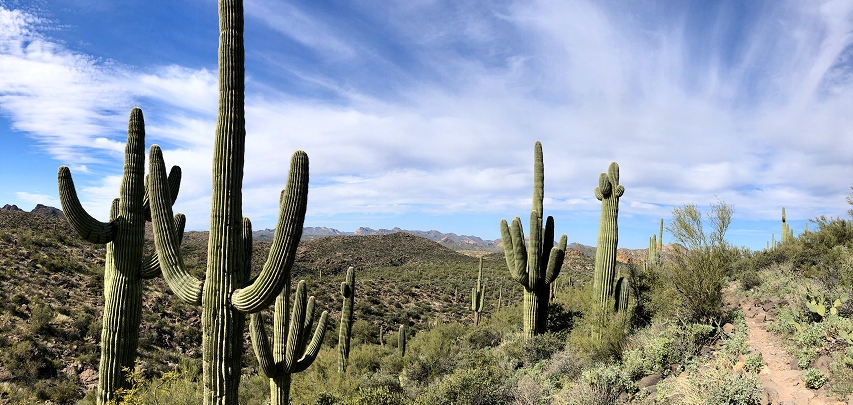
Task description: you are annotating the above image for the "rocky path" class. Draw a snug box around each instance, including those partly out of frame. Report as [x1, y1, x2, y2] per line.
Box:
[737, 295, 846, 405]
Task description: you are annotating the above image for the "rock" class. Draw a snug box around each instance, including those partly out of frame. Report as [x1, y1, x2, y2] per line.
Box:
[815, 355, 833, 374]
[80, 368, 98, 389]
[762, 302, 776, 312]
[638, 373, 662, 389]
[723, 323, 735, 334]
[790, 357, 800, 370]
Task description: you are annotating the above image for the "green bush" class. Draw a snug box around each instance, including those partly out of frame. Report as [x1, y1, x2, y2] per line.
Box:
[344, 386, 409, 405]
[743, 353, 764, 373]
[665, 201, 737, 323]
[803, 368, 828, 389]
[554, 363, 632, 405]
[413, 366, 511, 405]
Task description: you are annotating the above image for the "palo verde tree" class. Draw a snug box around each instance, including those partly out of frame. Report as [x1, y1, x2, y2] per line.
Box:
[666, 201, 735, 322]
[147, 0, 311, 402]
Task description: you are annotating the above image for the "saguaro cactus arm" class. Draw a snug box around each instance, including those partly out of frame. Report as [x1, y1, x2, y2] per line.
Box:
[231, 151, 309, 314]
[249, 312, 278, 378]
[58, 167, 117, 244]
[140, 213, 187, 279]
[148, 145, 204, 304]
[500, 217, 529, 289]
[544, 234, 567, 285]
[142, 166, 182, 221]
[283, 281, 328, 373]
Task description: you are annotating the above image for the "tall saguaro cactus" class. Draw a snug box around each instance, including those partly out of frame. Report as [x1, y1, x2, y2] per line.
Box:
[147, 1, 310, 402]
[500, 141, 567, 339]
[57, 108, 182, 404]
[782, 207, 788, 244]
[614, 276, 630, 313]
[657, 218, 663, 263]
[471, 258, 486, 326]
[338, 266, 355, 372]
[398, 324, 408, 357]
[592, 162, 624, 317]
[250, 280, 328, 405]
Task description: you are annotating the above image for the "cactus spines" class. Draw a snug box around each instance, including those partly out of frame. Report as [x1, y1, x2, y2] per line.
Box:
[338, 266, 355, 372]
[146, 0, 314, 401]
[471, 258, 486, 326]
[57, 107, 182, 404]
[593, 162, 624, 318]
[500, 141, 567, 338]
[250, 280, 329, 405]
[398, 324, 407, 356]
[615, 276, 630, 313]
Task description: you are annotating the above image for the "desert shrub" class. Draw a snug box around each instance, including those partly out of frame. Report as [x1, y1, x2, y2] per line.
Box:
[413, 366, 512, 405]
[554, 363, 632, 405]
[665, 201, 738, 323]
[29, 302, 54, 335]
[657, 356, 762, 405]
[464, 326, 502, 349]
[743, 353, 764, 373]
[511, 372, 552, 405]
[402, 322, 468, 386]
[828, 351, 853, 397]
[542, 349, 584, 386]
[516, 332, 565, 367]
[344, 386, 409, 405]
[803, 368, 828, 389]
[738, 268, 762, 291]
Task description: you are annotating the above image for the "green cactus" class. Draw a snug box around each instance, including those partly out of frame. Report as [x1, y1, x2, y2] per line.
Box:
[772, 233, 776, 249]
[500, 141, 567, 338]
[338, 266, 355, 372]
[782, 207, 788, 244]
[471, 258, 486, 326]
[398, 324, 407, 357]
[57, 108, 183, 404]
[147, 2, 310, 401]
[250, 280, 328, 405]
[614, 276, 630, 313]
[657, 218, 663, 263]
[592, 162, 624, 319]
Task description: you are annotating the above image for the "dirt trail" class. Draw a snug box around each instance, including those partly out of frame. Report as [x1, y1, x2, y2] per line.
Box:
[735, 294, 846, 405]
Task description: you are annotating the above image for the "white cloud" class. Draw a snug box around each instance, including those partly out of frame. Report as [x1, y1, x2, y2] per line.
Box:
[15, 191, 59, 208]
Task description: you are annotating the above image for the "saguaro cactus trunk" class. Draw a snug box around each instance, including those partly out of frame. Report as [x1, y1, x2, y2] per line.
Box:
[338, 267, 355, 372]
[471, 258, 486, 326]
[147, 1, 311, 402]
[57, 108, 182, 404]
[592, 162, 624, 319]
[500, 141, 567, 339]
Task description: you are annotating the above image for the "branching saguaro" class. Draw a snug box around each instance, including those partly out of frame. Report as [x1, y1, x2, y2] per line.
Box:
[250, 280, 328, 405]
[500, 141, 567, 338]
[57, 108, 182, 404]
[147, 1, 311, 403]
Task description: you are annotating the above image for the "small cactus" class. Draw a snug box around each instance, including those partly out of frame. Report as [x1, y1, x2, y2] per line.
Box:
[471, 258, 486, 326]
[338, 267, 355, 372]
[250, 280, 328, 405]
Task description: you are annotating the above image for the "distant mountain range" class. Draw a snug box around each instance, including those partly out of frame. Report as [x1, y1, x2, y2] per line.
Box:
[1, 203, 65, 219]
[5, 203, 677, 258]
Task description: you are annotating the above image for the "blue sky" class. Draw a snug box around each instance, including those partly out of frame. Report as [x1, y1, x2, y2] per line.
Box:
[1, 0, 852, 250]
